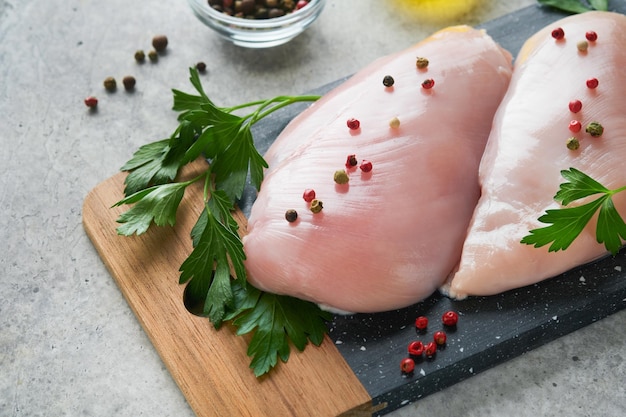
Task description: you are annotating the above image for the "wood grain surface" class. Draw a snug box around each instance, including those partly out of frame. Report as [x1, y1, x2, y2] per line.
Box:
[82, 159, 381, 417]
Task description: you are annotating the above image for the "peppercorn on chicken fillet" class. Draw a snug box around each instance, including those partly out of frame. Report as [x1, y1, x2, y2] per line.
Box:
[242, 26, 513, 313]
[443, 12, 626, 299]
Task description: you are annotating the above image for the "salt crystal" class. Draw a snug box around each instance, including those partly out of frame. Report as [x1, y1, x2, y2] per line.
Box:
[419, 369, 426, 376]
[335, 340, 343, 345]
[459, 347, 464, 353]
[615, 266, 622, 272]
[360, 346, 366, 351]
[469, 367, 474, 373]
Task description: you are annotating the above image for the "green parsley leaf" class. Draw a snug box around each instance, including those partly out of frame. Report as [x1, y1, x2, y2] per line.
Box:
[588, 0, 608, 11]
[211, 126, 268, 201]
[172, 67, 212, 119]
[521, 168, 626, 255]
[554, 167, 610, 205]
[114, 182, 189, 235]
[228, 282, 332, 377]
[120, 121, 199, 196]
[119, 139, 176, 196]
[536, 0, 607, 13]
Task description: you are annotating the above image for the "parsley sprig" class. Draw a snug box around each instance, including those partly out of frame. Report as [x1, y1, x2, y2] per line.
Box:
[521, 167, 626, 255]
[113, 68, 331, 377]
[536, 0, 608, 14]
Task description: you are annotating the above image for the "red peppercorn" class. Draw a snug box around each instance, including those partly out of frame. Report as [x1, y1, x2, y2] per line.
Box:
[347, 118, 360, 130]
[442, 310, 459, 327]
[84, 96, 98, 108]
[400, 357, 415, 374]
[296, 0, 308, 9]
[421, 78, 435, 89]
[424, 342, 437, 358]
[551, 27, 565, 40]
[415, 316, 428, 331]
[586, 77, 599, 89]
[359, 160, 373, 173]
[433, 331, 447, 346]
[345, 154, 358, 168]
[585, 31, 598, 42]
[569, 120, 582, 133]
[408, 341, 424, 357]
[568, 99, 583, 113]
[302, 189, 316, 203]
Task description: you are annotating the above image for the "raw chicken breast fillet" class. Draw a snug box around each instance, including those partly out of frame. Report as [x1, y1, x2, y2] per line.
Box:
[444, 12, 626, 299]
[243, 26, 513, 313]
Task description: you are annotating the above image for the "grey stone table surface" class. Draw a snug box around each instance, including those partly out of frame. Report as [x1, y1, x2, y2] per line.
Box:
[2, 0, 625, 416]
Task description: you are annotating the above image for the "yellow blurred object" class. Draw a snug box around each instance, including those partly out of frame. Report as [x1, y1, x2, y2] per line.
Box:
[391, 0, 482, 23]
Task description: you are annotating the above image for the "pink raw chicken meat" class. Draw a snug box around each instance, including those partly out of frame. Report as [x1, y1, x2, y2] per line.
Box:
[443, 12, 626, 299]
[243, 26, 513, 313]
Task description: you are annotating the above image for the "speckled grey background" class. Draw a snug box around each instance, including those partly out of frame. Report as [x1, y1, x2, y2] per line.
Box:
[2, 0, 625, 416]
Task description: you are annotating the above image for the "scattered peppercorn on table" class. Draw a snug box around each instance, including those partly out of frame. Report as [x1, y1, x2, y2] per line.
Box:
[3, 1, 626, 417]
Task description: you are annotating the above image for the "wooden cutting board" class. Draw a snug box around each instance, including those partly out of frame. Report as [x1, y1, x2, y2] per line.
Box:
[83, 159, 380, 417]
[83, 5, 626, 417]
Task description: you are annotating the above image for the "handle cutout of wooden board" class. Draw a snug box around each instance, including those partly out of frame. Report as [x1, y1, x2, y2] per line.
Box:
[82, 159, 380, 417]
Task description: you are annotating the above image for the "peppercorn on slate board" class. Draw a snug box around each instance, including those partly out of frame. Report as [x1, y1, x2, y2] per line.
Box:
[83, 4, 626, 417]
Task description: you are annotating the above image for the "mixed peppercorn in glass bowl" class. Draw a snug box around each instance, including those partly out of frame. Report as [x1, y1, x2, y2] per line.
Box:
[188, 0, 326, 48]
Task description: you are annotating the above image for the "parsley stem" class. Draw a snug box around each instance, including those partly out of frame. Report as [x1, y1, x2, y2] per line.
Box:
[610, 185, 626, 196]
[224, 99, 270, 113]
[202, 168, 213, 202]
[249, 95, 321, 124]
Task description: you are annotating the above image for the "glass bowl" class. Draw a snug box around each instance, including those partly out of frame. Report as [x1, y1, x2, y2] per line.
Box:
[188, 0, 326, 48]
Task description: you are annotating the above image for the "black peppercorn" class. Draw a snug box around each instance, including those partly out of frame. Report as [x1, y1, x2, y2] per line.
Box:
[152, 35, 168, 52]
[240, 0, 255, 14]
[196, 62, 207, 72]
[285, 209, 298, 223]
[383, 75, 395, 87]
[122, 75, 136, 91]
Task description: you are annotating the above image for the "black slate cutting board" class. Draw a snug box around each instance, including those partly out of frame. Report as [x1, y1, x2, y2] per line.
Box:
[239, 3, 626, 416]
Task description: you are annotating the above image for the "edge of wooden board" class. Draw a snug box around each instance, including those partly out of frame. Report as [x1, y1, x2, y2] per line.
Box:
[82, 159, 377, 417]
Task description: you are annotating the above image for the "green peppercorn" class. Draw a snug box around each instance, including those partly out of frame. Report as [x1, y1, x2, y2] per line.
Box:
[285, 209, 298, 223]
[310, 199, 323, 214]
[122, 75, 136, 91]
[103, 76, 117, 91]
[585, 121, 604, 137]
[334, 169, 349, 185]
[383, 75, 395, 87]
[566, 137, 580, 150]
[148, 50, 158, 62]
[152, 35, 168, 52]
[577, 40, 589, 52]
[416, 57, 429, 69]
[134, 50, 146, 63]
